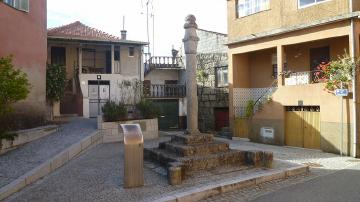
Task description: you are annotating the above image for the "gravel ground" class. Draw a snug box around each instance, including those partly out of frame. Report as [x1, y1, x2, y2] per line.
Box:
[0, 117, 96, 188]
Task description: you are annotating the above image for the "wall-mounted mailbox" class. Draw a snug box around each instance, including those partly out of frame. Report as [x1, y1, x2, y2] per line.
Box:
[260, 127, 274, 139]
[121, 124, 144, 188]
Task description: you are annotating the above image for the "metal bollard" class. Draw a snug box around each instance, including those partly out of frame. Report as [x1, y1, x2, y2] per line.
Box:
[121, 124, 144, 188]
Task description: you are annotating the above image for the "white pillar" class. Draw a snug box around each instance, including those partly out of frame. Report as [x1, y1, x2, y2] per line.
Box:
[79, 46, 83, 74]
[111, 44, 115, 74]
[183, 15, 200, 135]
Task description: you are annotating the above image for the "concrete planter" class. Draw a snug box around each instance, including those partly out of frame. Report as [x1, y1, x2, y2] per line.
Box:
[97, 116, 159, 143]
[0, 125, 59, 155]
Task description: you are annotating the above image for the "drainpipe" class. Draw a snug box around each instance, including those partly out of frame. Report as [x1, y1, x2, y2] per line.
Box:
[350, 0, 357, 157]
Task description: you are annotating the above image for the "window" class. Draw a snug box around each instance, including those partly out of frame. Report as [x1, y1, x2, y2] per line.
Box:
[128, 47, 135, 57]
[272, 54, 287, 79]
[236, 0, 270, 18]
[216, 66, 228, 87]
[298, 0, 328, 8]
[3, 0, 29, 12]
[51, 47, 66, 66]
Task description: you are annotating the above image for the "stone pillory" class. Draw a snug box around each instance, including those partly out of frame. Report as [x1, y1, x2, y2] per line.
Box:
[183, 14, 200, 135]
[144, 15, 274, 185]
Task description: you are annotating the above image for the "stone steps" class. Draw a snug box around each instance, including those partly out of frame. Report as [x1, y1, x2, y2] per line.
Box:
[178, 150, 245, 172]
[159, 141, 229, 157]
[144, 133, 274, 185]
[170, 134, 214, 145]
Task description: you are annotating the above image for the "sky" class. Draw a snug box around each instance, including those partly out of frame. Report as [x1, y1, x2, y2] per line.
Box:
[47, 0, 228, 56]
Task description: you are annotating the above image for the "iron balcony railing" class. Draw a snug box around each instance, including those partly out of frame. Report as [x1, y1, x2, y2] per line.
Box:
[143, 84, 186, 98]
[283, 70, 324, 86]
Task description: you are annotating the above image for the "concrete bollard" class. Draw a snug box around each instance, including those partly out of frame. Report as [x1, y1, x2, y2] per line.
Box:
[168, 166, 182, 185]
[121, 124, 144, 188]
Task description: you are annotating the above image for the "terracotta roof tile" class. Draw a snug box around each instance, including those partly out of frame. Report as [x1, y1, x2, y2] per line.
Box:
[48, 21, 121, 41]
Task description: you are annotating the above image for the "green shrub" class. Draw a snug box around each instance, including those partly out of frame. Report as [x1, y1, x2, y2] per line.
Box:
[245, 100, 255, 118]
[102, 101, 127, 122]
[136, 99, 160, 119]
[46, 63, 67, 103]
[0, 131, 17, 141]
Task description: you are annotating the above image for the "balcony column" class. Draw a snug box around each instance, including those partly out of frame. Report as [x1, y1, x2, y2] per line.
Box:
[78, 46, 83, 74]
[111, 44, 115, 74]
[350, 19, 360, 157]
[277, 45, 285, 86]
[183, 15, 200, 135]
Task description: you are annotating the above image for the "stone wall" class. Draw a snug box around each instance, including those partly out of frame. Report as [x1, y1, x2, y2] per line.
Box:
[198, 87, 229, 132]
[197, 29, 228, 54]
[196, 29, 229, 132]
[97, 116, 158, 143]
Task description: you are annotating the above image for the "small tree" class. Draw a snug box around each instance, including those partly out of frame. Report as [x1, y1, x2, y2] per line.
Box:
[0, 56, 30, 117]
[0, 55, 30, 139]
[46, 63, 67, 118]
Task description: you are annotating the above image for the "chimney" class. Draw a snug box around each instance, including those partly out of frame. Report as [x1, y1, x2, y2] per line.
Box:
[121, 30, 127, 40]
[121, 16, 127, 40]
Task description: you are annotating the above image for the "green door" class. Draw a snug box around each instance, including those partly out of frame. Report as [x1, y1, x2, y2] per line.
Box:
[153, 100, 179, 130]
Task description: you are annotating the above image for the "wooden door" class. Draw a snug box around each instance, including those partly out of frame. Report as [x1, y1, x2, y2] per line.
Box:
[303, 111, 321, 149]
[214, 108, 229, 131]
[310, 46, 330, 71]
[285, 111, 304, 147]
[285, 106, 321, 149]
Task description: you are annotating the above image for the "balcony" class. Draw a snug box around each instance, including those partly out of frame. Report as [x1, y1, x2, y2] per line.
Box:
[144, 56, 184, 76]
[143, 84, 186, 98]
[283, 70, 324, 86]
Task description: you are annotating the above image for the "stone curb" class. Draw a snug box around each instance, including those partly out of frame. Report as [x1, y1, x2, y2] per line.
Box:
[0, 130, 102, 201]
[0, 126, 59, 155]
[157, 161, 309, 202]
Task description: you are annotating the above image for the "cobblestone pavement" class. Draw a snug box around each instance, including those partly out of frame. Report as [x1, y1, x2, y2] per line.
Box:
[5, 137, 299, 202]
[0, 117, 97, 188]
[200, 138, 360, 202]
[5, 135, 360, 202]
[222, 138, 360, 172]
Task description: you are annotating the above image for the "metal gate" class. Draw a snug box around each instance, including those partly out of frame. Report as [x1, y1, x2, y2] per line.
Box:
[153, 100, 179, 130]
[89, 81, 110, 118]
[285, 106, 321, 149]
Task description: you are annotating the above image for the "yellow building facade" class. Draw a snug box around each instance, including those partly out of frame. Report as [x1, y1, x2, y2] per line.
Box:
[227, 0, 360, 156]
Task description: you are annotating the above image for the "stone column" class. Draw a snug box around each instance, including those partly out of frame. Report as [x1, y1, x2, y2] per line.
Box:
[183, 15, 200, 135]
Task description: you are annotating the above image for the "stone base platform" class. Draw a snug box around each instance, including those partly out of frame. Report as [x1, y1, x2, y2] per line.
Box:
[144, 134, 273, 185]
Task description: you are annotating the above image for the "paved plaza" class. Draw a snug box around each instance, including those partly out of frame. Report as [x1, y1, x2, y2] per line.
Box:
[0, 118, 97, 188]
[4, 134, 360, 202]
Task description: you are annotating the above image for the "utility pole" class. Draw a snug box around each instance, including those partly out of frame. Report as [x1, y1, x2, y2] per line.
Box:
[146, 0, 150, 56]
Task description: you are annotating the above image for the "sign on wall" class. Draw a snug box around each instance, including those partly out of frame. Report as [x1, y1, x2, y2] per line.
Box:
[335, 89, 349, 97]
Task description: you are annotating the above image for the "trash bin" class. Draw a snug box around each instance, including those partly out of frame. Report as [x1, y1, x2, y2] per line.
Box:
[121, 124, 144, 188]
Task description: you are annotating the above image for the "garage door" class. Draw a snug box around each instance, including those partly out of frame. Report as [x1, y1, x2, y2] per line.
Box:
[153, 100, 179, 130]
[285, 106, 320, 149]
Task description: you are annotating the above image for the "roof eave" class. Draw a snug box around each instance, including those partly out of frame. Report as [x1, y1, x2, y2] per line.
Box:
[47, 35, 148, 45]
[226, 12, 360, 46]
